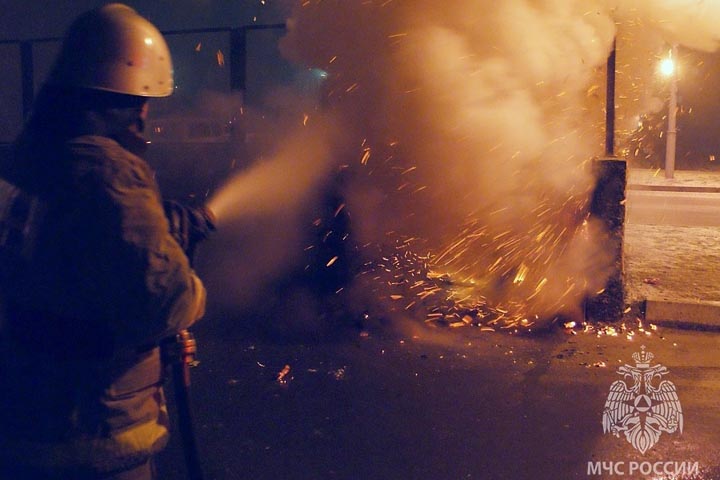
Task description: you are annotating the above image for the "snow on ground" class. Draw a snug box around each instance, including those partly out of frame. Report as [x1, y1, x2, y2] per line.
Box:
[628, 167, 720, 188]
[625, 224, 720, 304]
[625, 169, 720, 305]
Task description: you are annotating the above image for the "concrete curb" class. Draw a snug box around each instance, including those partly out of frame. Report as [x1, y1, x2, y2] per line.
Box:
[644, 298, 720, 330]
[627, 184, 720, 193]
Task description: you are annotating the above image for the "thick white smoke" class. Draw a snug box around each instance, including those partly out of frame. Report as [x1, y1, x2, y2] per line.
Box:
[275, 0, 619, 321]
[206, 0, 720, 326]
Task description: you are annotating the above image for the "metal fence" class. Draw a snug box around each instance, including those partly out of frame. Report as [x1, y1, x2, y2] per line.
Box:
[0, 23, 298, 143]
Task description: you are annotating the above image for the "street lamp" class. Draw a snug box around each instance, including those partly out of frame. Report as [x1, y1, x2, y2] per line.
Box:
[660, 45, 678, 179]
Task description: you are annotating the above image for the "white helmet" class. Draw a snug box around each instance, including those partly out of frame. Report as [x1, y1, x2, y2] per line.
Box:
[48, 3, 174, 97]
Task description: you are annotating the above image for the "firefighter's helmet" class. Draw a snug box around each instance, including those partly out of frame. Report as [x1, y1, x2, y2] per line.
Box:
[47, 3, 174, 97]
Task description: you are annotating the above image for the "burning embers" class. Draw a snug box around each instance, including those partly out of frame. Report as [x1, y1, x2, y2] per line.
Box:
[348, 187, 606, 333]
[213, 1, 716, 336]
[357, 237, 557, 332]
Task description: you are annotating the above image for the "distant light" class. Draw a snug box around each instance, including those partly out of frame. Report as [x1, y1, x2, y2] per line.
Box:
[659, 57, 675, 77]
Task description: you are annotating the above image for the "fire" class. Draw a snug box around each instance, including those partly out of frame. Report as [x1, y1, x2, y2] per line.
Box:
[512, 263, 529, 285]
[208, 1, 720, 333]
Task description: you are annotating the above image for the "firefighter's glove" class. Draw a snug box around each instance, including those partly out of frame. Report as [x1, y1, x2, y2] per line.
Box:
[164, 200, 217, 263]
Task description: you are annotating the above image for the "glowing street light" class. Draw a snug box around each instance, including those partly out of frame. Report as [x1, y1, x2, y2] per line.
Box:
[660, 45, 678, 179]
[659, 57, 675, 77]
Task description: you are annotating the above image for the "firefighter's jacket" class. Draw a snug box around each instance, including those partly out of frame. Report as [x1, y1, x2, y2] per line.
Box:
[0, 133, 206, 472]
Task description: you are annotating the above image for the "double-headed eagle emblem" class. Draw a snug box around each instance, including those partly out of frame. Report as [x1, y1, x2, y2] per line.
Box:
[602, 346, 683, 454]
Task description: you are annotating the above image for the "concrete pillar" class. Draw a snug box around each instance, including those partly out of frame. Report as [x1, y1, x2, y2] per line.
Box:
[585, 157, 626, 322]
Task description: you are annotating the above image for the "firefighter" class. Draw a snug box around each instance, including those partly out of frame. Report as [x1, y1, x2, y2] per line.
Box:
[0, 4, 206, 479]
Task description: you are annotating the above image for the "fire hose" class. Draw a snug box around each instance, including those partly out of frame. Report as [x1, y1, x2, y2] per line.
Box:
[160, 330, 202, 480]
[162, 200, 216, 480]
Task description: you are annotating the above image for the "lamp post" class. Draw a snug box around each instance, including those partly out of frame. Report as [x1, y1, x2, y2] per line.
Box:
[660, 45, 678, 179]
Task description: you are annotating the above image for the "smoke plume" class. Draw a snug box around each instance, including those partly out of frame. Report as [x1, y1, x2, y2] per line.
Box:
[206, 0, 720, 328]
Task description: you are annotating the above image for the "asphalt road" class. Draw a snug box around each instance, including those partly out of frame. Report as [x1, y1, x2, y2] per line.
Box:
[152, 179, 720, 479]
[626, 190, 720, 226]
[155, 318, 720, 480]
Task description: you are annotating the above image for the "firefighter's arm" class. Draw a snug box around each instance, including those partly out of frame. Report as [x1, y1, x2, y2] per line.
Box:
[161, 269, 206, 331]
[92, 145, 208, 344]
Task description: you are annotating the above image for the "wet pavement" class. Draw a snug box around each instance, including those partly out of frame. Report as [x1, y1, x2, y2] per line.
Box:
[156, 316, 720, 480]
